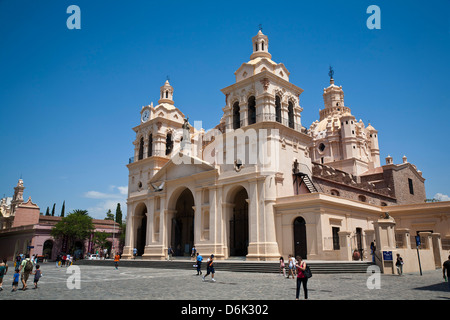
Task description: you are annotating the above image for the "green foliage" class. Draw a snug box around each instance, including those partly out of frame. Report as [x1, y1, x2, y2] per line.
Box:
[61, 200, 65, 217]
[92, 231, 112, 250]
[105, 209, 114, 221]
[50, 209, 94, 254]
[115, 203, 123, 225]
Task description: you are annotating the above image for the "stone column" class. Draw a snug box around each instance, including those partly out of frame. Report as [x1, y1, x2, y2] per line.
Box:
[240, 102, 248, 127]
[431, 233, 443, 268]
[338, 231, 352, 261]
[143, 198, 154, 259]
[122, 202, 135, 259]
[373, 217, 397, 274]
[246, 179, 259, 260]
[246, 176, 281, 261]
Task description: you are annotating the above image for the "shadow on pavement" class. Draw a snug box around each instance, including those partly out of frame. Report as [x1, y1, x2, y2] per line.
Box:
[413, 282, 450, 293]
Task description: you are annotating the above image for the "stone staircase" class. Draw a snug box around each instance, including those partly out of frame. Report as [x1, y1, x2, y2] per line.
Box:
[77, 259, 374, 274]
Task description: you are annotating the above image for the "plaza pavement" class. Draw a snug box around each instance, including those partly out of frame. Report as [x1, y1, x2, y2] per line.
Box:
[1, 260, 449, 301]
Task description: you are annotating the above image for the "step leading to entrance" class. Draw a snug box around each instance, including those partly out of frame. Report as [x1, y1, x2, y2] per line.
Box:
[76, 259, 375, 274]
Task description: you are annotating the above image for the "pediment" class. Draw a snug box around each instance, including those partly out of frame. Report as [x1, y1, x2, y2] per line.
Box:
[149, 153, 217, 184]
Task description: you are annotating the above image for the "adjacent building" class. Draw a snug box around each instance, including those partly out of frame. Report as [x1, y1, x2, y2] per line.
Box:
[0, 179, 121, 261]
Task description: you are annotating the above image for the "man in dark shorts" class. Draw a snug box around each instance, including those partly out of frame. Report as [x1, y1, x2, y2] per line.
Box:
[202, 254, 216, 282]
[443, 255, 450, 290]
[19, 254, 34, 291]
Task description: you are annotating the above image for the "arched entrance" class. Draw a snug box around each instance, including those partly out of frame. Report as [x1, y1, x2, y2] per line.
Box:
[230, 187, 249, 257]
[135, 203, 147, 257]
[171, 188, 195, 256]
[43, 240, 54, 260]
[293, 217, 307, 259]
[73, 241, 84, 259]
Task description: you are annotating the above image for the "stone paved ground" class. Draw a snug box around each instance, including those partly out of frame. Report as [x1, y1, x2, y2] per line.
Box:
[1, 261, 449, 301]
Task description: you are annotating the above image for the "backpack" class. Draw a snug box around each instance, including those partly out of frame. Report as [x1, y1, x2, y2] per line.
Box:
[24, 260, 33, 272]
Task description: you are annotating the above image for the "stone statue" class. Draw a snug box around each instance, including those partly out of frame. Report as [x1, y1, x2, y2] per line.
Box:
[181, 117, 190, 150]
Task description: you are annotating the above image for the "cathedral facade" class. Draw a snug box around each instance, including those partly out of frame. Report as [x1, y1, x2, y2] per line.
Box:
[123, 31, 449, 264]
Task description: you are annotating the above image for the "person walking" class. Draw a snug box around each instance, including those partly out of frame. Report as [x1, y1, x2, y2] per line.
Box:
[191, 246, 197, 261]
[295, 256, 308, 300]
[202, 254, 216, 282]
[0, 259, 8, 291]
[12, 269, 20, 292]
[133, 248, 137, 259]
[196, 253, 203, 275]
[168, 246, 174, 261]
[370, 241, 376, 263]
[279, 257, 286, 277]
[443, 255, 450, 290]
[19, 254, 34, 291]
[395, 254, 404, 276]
[114, 252, 121, 270]
[287, 255, 295, 279]
[15, 254, 23, 271]
[33, 265, 42, 289]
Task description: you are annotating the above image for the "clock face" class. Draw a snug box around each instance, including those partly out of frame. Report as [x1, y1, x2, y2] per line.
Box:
[141, 109, 150, 122]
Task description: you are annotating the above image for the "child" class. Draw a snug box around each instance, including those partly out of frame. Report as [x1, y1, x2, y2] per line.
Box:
[279, 257, 286, 277]
[33, 265, 42, 289]
[12, 269, 20, 292]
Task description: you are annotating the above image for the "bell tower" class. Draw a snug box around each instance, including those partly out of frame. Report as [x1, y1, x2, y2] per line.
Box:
[158, 79, 174, 105]
[250, 29, 272, 60]
[10, 179, 24, 216]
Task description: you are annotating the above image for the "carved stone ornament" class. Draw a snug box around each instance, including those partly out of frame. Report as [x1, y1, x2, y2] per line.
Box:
[260, 78, 270, 91]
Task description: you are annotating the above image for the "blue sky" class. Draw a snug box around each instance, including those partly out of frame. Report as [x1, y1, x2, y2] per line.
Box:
[0, 0, 449, 219]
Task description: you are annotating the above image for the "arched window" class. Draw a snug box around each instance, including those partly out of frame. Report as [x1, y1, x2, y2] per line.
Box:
[165, 91, 169, 98]
[248, 96, 256, 125]
[275, 95, 282, 123]
[255, 42, 258, 51]
[147, 133, 153, 157]
[288, 101, 294, 129]
[138, 137, 144, 160]
[166, 133, 173, 155]
[261, 41, 265, 51]
[233, 102, 240, 130]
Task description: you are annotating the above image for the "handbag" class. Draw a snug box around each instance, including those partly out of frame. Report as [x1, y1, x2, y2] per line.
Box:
[303, 264, 312, 278]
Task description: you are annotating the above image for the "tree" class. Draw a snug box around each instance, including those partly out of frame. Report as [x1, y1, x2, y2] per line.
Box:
[61, 200, 65, 217]
[50, 209, 94, 255]
[92, 231, 112, 254]
[115, 203, 123, 225]
[51, 203, 56, 216]
[105, 209, 114, 221]
[45, 207, 50, 216]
